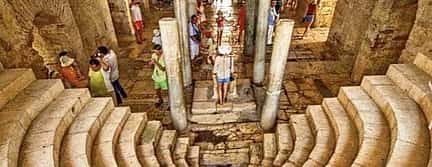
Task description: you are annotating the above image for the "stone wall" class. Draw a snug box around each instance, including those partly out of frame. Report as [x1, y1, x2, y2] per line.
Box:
[351, 0, 417, 81]
[399, 0, 432, 63]
[327, 0, 375, 56]
[68, 0, 119, 56]
[0, 0, 85, 78]
[314, 0, 337, 27]
[107, 0, 134, 37]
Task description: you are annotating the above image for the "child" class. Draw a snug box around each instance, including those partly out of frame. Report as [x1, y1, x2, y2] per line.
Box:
[152, 29, 162, 46]
[88, 58, 118, 105]
[151, 44, 168, 107]
[216, 10, 228, 46]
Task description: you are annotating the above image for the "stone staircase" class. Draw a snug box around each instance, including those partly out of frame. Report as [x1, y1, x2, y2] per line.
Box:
[0, 68, 198, 167]
[264, 53, 432, 167]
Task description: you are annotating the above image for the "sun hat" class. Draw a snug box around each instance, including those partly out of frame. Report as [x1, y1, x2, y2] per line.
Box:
[59, 56, 75, 67]
[153, 29, 160, 36]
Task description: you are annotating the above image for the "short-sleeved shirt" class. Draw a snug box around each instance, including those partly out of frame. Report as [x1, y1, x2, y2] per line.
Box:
[89, 68, 113, 96]
[151, 53, 167, 82]
[189, 22, 200, 44]
[306, 4, 317, 15]
[213, 56, 232, 79]
[216, 17, 225, 27]
[60, 66, 87, 88]
[268, 7, 279, 25]
[103, 50, 120, 81]
[131, 5, 142, 21]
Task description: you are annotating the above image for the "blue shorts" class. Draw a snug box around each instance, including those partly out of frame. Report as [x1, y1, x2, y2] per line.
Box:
[303, 15, 315, 23]
[217, 78, 230, 84]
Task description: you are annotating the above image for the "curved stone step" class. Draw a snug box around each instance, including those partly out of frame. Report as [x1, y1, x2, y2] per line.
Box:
[304, 105, 335, 166]
[273, 123, 293, 166]
[0, 79, 63, 167]
[387, 64, 432, 123]
[137, 120, 162, 166]
[262, 133, 276, 166]
[93, 107, 131, 167]
[19, 89, 91, 167]
[361, 76, 430, 166]
[321, 98, 358, 166]
[187, 146, 200, 167]
[157, 130, 177, 167]
[338, 86, 390, 166]
[283, 114, 314, 167]
[0, 68, 35, 109]
[116, 112, 147, 167]
[61, 98, 115, 167]
[174, 137, 190, 167]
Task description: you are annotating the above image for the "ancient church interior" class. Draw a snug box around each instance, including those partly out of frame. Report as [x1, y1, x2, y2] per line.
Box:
[0, 0, 431, 166]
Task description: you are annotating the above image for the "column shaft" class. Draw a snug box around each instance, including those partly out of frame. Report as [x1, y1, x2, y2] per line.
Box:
[142, 0, 150, 10]
[253, 0, 271, 85]
[174, 0, 192, 86]
[159, 18, 188, 131]
[188, 0, 197, 17]
[261, 19, 295, 130]
[244, 0, 257, 56]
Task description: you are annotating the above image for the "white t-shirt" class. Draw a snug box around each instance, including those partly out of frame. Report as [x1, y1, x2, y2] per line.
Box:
[103, 50, 120, 81]
[101, 68, 114, 92]
[131, 5, 142, 21]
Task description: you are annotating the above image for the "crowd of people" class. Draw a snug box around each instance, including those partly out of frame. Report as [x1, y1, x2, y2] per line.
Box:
[47, 0, 320, 107]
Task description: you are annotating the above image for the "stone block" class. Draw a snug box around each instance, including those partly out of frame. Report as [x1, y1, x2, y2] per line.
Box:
[193, 87, 210, 101]
[174, 137, 189, 167]
[414, 52, 432, 77]
[0, 69, 36, 109]
[249, 144, 263, 165]
[61, 98, 114, 167]
[20, 89, 91, 167]
[116, 112, 147, 167]
[201, 152, 249, 166]
[191, 101, 217, 114]
[262, 133, 276, 166]
[157, 130, 177, 167]
[187, 146, 200, 167]
[285, 114, 314, 166]
[273, 123, 293, 166]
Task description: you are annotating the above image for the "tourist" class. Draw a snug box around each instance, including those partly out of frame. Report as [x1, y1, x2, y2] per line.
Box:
[216, 10, 228, 46]
[267, 0, 279, 45]
[197, 0, 207, 23]
[88, 58, 118, 105]
[213, 44, 233, 105]
[152, 29, 162, 47]
[130, 0, 144, 44]
[301, 0, 317, 38]
[96, 46, 128, 104]
[150, 44, 168, 107]
[58, 51, 87, 88]
[237, 2, 246, 43]
[189, 15, 201, 61]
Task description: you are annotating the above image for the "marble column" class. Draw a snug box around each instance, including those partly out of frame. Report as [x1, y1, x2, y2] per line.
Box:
[244, 0, 257, 56]
[261, 19, 294, 130]
[188, 0, 197, 17]
[159, 18, 188, 131]
[253, 0, 270, 85]
[174, 0, 192, 86]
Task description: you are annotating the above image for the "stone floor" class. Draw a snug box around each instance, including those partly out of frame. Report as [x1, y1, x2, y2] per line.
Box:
[114, 1, 355, 165]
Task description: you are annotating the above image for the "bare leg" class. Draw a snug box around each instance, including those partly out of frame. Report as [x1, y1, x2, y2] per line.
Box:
[212, 75, 218, 99]
[218, 83, 223, 104]
[222, 83, 229, 103]
[156, 89, 163, 106]
[135, 29, 142, 43]
[302, 22, 312, 37]
[238, 30, 243, 43]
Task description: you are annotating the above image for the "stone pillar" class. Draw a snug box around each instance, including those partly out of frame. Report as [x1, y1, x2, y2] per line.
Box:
[159, 18, 188, 131]
[228, 56, 239, 99]
[142, 0, 150, 10]
[244, 0, 257, 56]
[174, 0, 192, 86]
[253, 0, 271, 85]
[188, 0, 197, 17]
[261, 19, 294, 130]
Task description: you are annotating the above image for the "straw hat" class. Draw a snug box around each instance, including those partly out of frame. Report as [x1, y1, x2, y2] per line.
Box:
[153, 29, 160, 36]
[59, 56, 74, 67]
[218, 43, 232, 55]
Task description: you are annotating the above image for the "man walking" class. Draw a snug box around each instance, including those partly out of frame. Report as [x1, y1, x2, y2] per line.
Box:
[97, 46, 128, 104]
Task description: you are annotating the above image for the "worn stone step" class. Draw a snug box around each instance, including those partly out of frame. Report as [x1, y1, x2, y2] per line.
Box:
[93, 107, 131, 167]
[20, 89, 91, 167]
[174, 137, 190, 167]
[187, 146, 200, 167]
[283, 114, 314, 167]
[304, 105, 335, 166]
[387, 64, 432, 123]
[116, 112, 148, 167]
[413, 52, 432, 77]
[200, 148, 250, 166]
[321, 98, 359, 166]
[0, 68, 35, 109]
[137, 120, 162, 166]
[361, 76, 430, 166]
[0, 79, 64, 167]
[273, 123, 293, 166]
[262, 133, 276, 166]
[338, 86, 390, 166]
[157, 130, 177, 167]
[249, 143, 262, 166]
[61, 98, 115, 167]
